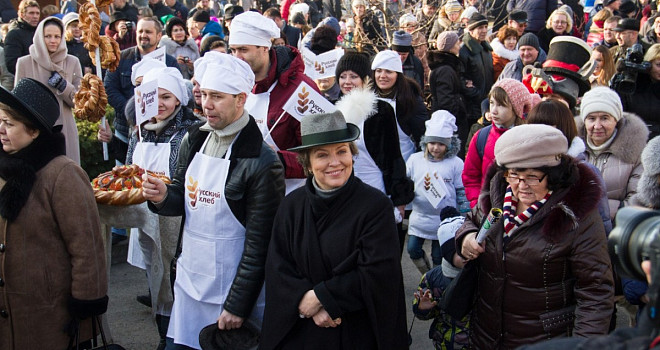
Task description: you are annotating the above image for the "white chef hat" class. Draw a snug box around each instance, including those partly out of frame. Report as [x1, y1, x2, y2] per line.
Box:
[200, 54, 255, 95]
[291, 2, 309, 16]
[229, 11, 280, 49]
[131, 57, 167, 86]
[193, 51, 227, 79]
[370, 50, 403, 73]
[426, 110, 457, 138]
[142, 67, 189, 105]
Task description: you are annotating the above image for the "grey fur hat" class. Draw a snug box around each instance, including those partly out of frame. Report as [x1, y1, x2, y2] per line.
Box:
[632, 136, 660, 209]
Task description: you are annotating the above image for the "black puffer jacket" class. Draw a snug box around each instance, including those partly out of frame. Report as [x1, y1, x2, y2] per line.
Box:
[4, 18, 36, 74]
[427, 50, 470, 124]
[149, 117, 285, 318]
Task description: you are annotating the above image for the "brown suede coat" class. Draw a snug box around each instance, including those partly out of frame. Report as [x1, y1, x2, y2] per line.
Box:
[456, 161, 614, 349]
[0, 156, 107, 350]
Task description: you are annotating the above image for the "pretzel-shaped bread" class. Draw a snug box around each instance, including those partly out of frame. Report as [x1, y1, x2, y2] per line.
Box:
[74, 73, 108, 122]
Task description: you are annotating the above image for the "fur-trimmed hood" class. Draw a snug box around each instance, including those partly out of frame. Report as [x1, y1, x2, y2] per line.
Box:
[420, 135, 461, 160]
[478, 160, 603, 239]
[490, 38, 519, 61]
[426, 50, 462, 71]
[576, 112, 649, 164]
[335, 86, 378, 126]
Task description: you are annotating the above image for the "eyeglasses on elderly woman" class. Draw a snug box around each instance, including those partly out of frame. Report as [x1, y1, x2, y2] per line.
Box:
[505, 172, 548, 186]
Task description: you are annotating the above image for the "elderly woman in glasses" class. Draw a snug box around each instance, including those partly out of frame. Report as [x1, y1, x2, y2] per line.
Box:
[537, 8, 573, 52]
[456, 124, 614, 349]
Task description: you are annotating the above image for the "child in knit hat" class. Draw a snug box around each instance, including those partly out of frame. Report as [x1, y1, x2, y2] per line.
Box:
[462, 78, 541, 207]
[412, 205, 469, 350]
[406, 110, 466, 274]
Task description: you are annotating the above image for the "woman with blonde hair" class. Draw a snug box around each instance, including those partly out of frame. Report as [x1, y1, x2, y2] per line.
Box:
[590, 44, 615, 87]
[15, 17, 82, 163]
[537, 8, 573, 52]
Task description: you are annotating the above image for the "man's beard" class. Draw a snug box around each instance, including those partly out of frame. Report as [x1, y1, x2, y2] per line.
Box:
[139, 42, 155, 51]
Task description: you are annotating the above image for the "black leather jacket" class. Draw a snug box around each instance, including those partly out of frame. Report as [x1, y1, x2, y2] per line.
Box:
[149, 116, 285, 318]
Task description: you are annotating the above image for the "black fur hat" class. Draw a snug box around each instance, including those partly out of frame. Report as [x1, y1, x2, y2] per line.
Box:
[335, 51, 370, 82]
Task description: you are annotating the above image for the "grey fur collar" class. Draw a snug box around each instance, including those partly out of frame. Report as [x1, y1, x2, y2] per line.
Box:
[576, 112, 649, 164]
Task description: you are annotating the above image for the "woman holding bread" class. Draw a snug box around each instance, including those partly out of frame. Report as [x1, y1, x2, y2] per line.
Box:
[15, 17, 82, 164]
[124, 66, 199, 349]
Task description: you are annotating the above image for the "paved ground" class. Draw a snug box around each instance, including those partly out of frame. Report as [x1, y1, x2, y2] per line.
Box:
[106, 238, 629, 350]
[105, 237, 434, 349]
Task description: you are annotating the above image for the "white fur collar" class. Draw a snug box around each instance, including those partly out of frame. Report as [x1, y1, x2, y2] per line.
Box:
[567, 136, 586, 157]
[491, 38, 519, 61]
[335, 87, 378, 126]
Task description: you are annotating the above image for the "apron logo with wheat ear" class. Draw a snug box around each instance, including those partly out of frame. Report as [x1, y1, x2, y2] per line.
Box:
[187, 176, 223, 208]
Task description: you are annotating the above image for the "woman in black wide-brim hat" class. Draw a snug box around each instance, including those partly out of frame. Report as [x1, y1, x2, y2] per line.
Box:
[259, 110, 409, 350]
[0, 78, 108, 350]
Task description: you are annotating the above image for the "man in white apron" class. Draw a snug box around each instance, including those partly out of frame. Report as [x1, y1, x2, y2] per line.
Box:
[142, 54, 285, 350]
[229, 11, 320, 194]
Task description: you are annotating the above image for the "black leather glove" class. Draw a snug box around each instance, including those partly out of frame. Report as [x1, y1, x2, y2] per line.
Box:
[68, 295, 109, 320]
[48, 71, 67, 92]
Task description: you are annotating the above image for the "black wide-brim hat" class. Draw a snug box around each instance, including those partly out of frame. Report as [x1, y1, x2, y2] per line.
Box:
[0, 78, 60, 133]
[198, 322, 260, 350]
[288, 110, 360, 152]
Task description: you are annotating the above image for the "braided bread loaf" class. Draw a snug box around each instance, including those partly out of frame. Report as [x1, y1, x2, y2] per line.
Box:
[74, 73, 108, 122]
[79, 2, 101, 52]
[92, 165, 172, 206]
[94, 0, 113, 14]
[89, 36, 120, 72]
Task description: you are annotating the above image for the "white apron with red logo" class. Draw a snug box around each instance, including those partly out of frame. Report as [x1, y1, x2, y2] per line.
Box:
[245, 82, 304, 195]
[167, 134, 266, 349]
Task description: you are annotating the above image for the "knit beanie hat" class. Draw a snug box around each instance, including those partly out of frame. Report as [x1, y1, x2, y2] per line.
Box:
[492, 78, 540, 119]
[437, 210, 465, 277]
[495, 124, 568, 168]
[310, 26, 338, 54]
[460, 6, 478, 21]
[192, 10, 210, 23]
[579, 86, 623, 121]
[399, 13, 418, 27]
[517, 33, 540, 52]
[436, 31, 460, 52]
[424, 110, 457, 146]
[371, 50, 403, 73]
[444, 0, 463, 13]
[391, 30, 412, 52]
[467, 12, 488, 30]
[335, 52, 371, 81]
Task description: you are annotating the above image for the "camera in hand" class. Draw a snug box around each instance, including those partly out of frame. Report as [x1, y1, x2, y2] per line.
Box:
[125, 21, 133, 31]
[610, 44, 651, 95]
[609, 207, 660, 326]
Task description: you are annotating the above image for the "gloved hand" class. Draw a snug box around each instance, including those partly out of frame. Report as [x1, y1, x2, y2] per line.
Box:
[68, 295, 109, 320]
[48, 71, 67, 92]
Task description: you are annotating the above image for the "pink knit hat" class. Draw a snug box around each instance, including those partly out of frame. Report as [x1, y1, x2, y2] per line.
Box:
[492, 78, 541, 119]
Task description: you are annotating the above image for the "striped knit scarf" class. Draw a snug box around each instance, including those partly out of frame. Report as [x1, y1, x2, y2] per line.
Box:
[502, 186, 553, 236]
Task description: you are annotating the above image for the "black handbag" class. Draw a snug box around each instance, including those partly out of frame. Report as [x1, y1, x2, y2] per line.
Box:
[69, 315, 126, 350]
[440, 259, 479, 320]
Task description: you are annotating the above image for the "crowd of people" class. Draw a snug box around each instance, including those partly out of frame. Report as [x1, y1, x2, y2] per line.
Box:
[1, 0, 660, 348]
